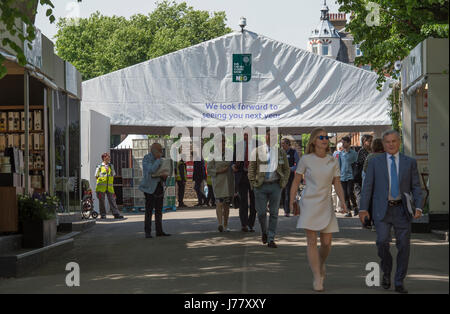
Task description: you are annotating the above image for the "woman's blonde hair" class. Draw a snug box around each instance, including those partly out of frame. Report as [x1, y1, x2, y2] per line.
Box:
[306, 128, 331, 154]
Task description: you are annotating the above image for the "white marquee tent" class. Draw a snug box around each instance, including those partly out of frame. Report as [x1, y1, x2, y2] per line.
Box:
[81, 30, 396, 136]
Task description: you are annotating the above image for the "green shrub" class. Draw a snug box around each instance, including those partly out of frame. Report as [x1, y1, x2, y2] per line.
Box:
[18, 193, 59, 221]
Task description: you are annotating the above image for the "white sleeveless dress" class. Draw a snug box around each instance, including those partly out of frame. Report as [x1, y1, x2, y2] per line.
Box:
[296, 154, 340, 233]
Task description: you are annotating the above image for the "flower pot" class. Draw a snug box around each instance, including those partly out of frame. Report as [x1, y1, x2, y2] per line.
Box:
[22, 218, 57, 248]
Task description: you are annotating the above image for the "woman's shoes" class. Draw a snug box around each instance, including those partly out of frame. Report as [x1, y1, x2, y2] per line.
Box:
[313, 277, 324, 292]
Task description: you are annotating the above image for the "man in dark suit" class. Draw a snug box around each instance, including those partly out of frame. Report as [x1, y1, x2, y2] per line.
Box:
[233, 133, 256, 232]
[359, 130, 423, 294]
[193, 159, 208, 206]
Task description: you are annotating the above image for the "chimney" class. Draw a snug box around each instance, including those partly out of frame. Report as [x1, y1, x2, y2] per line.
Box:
[329, 13, 347, 30]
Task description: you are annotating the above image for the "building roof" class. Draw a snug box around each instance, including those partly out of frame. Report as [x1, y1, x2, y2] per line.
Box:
[309, 1, 340, 40]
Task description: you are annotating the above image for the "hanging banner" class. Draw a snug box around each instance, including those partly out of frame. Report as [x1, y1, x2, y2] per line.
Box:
[233, 54, 252, 82]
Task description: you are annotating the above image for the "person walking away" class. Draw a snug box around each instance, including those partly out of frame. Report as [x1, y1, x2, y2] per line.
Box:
[176, 157, 188, 208]
[281, 138, 300, 217]
[232, 133, 256, 232]
[332, 142, 344, 212]
[207, 136, 234, 232]
[339, 136, 358, 217]
[193, 159, 208, 206]
[289, 128, 347, 292]
[354, 134, 373, 216]
[95, 152, 124, 219]
[362, 138, 385, 229]
[359, 130, 423, 294]
[248, 129, 290, 248]
[205, 171, 216, 207]
[140, 143, 171, 238]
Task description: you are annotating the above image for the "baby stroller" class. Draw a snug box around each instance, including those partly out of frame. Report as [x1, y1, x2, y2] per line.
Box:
[81, 179, 98, 219]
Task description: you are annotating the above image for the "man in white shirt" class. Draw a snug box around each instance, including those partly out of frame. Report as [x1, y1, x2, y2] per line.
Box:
[359, 130, 423, 294]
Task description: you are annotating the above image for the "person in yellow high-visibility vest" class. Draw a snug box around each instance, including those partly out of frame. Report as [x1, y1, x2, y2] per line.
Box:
[95, 152, 124, 219]
[176, 157, 188, 208]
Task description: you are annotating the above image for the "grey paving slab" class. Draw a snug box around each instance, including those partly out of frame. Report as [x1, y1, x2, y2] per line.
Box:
[0, 208, 448, 294]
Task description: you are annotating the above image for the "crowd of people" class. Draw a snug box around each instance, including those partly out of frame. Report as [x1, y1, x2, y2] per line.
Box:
[94, 127, 423, 293]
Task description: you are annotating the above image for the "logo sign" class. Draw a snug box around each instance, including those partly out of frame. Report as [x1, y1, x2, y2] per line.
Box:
[233, 54, 252, 82]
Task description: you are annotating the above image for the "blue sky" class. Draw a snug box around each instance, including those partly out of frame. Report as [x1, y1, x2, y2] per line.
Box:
[35, 0, 343, 50]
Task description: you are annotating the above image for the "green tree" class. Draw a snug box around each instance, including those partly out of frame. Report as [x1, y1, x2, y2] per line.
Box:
[55, 1, 232, 81]
[0, 0, 80, 78]
[337, 0, 448, 87]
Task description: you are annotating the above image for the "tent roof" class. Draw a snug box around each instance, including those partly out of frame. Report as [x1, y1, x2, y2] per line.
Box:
[114, 134, 148, 149]
[82, 30, 395, 135]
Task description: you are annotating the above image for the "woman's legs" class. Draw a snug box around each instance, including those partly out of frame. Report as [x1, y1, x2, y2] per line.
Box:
[216, 202, 224, 231]
[223, 201, 230, 230]
[319, 233, 333, 280]
[305, 230, 323, 291]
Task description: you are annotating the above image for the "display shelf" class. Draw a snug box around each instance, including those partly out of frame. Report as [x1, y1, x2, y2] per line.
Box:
[0, 130, 44, 134]
[0, 105, 44, 110]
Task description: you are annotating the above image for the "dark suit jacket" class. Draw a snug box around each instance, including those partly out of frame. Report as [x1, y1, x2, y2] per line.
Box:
[360, 153, 423, 223]
[193, 160, 206, 182]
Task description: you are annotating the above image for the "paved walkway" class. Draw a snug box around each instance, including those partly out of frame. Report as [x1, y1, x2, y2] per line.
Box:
[0, 207, 448, 294]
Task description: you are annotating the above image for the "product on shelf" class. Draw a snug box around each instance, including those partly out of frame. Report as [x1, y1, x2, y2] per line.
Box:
[0, 134, 6, 151]
[0, 112, 7, 132]
[33, 133, 40, 150]
[21, 111, 33, 131]
[34, 110, 42, 131]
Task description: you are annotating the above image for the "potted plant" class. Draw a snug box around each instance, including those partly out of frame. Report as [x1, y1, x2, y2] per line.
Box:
[18, 193, 59, 248]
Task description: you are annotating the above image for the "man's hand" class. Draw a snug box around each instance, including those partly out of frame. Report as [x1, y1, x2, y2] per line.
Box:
[414, 209, 422, 219]
[359, 211, 370, 224]
[232, 164, 238, 173]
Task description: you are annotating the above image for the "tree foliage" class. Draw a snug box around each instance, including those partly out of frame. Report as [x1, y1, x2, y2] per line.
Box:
[337, 0, 449, 87]
[0, 0, 79, 78]
[55, 1, 232, 81]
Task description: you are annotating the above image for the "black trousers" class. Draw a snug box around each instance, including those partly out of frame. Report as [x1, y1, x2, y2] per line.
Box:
[238, 174, 256, 228]
[282, 172, 295, 214]
[206, 184, 215, 205]
[177, 180, 186, 205]
[144, 183, 164, 236]
[354, 182, 362, 214]
[194, 179, 207, 204]
[341, 180, 358, 212]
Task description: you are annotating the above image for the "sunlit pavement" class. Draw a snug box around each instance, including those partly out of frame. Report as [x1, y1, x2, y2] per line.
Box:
[0, 207, 448, 294]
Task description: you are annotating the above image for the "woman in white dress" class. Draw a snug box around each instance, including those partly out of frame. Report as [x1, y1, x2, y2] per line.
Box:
[290, 128, 347, 292]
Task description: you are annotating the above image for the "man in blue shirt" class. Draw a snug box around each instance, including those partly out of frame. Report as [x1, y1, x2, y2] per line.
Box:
[140, 143, 171, 238]
[339, 136, 358, 217]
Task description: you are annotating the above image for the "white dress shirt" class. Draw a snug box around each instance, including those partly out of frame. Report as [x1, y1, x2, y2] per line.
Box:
[386, 152, 422, 212]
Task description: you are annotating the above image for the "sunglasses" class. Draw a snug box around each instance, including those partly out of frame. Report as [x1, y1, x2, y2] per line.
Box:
[317, 135, 330, 140]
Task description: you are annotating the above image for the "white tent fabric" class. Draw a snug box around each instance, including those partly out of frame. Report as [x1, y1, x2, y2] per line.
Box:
[114, 134, 148, 149]
[82, 30, 395, 135]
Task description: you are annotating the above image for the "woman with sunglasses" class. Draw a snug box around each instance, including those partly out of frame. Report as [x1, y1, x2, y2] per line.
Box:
[290, 128, 347, 292]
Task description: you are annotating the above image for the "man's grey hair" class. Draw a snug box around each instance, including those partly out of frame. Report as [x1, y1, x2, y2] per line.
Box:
[382, 129, 401, 140]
